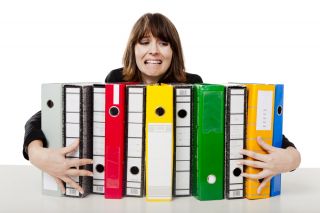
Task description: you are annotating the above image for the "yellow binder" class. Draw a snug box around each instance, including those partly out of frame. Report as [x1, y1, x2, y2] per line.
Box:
[245, 84, 275, 199]
[145, 84, 174, 202]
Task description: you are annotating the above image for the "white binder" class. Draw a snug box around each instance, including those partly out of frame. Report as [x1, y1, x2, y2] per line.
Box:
[174, 85, 192, 196]
[125, 85, 146, 197]
[92, 84, 105, 194]
[64, 84, 93, 198]
[225, 85, 247, 199]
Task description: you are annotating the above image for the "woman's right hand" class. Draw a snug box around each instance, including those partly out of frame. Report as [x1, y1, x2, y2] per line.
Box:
[28, 139, 93, 194]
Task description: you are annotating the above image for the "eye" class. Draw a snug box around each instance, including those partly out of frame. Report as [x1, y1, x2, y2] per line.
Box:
[159, 41, 169, 46]
[139, 38, 150, 45]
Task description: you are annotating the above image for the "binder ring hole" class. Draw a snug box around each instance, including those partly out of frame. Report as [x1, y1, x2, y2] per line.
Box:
[130, 166, 139, 175]
[155, 107, 165, 116]
[109, 106, 119, 117]
[277, 105, 283, 115]
[47, 100, 54, 108]
[233, 167, 242, 177]
[96, 164, 104, 173]
[178, 109, 187, 118]
[207, 174, 216, 184]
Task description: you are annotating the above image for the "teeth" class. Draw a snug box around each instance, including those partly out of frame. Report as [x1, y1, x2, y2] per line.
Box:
[145, 60, 162, 64]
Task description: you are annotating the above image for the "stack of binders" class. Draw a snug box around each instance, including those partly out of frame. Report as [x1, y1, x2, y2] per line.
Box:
[40, 82, 284, 201]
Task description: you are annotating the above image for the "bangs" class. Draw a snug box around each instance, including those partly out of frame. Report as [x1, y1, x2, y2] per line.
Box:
[134, 14, 172, 43]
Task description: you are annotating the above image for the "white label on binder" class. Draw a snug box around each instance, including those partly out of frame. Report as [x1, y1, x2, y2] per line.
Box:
[147, 123, 172, 198]
[257, 90, 273, 130]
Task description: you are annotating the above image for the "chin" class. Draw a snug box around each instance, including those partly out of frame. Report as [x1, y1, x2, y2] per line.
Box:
[143, 70, 166, 77]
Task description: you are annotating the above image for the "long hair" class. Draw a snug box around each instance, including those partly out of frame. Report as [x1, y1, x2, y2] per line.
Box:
[122, 13, 187, 82]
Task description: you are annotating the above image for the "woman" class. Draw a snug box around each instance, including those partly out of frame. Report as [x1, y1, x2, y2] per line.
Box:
[23, 13, 300, 195]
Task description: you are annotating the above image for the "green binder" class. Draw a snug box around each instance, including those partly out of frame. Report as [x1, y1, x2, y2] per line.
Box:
[192, 84, 225, 200]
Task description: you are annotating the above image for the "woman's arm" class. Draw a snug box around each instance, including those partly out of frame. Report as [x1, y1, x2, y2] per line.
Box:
[238, 136, 301, 194]
[24, 111, 93, 194]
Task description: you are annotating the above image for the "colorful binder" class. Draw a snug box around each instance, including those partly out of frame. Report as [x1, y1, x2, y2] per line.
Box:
[192, 84, 225, 201]
[244, 84, 275, 200]
[145, 84, 174, 202]
[64, 84, 93, 198]
[224, 85, 247, 199]
[104, 83, 130, 199]
[93, 84, 105, 194]
[41, 83, 64, 196]
[173, 85, 193, 197]
[125, 85, 146, 197]
[270, 84, 284, 197]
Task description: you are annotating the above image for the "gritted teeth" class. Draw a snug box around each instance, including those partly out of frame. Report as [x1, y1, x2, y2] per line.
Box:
[144, 60, 162, 64]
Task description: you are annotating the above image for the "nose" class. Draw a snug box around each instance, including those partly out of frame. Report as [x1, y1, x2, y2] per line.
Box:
[148, 41, 159, 54]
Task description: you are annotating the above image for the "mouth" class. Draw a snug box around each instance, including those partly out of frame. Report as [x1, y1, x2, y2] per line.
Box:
[144, 59, 162, 64]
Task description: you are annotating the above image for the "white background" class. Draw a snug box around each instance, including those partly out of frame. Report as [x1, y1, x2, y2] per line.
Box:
[0, 0, 319, 167]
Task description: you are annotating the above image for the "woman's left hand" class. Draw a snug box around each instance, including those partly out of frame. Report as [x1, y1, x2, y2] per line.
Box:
[238, 136, 300, 194]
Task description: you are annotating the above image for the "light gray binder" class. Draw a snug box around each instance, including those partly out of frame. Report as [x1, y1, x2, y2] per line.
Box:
[41, 83, 64, 196]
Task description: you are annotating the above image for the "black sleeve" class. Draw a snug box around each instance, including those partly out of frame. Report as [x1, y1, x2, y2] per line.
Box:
[186, 73, 203, 84]
[23, 111, 48, 160]
[282, 135, 296, 149]
[105, 68, 124, 83]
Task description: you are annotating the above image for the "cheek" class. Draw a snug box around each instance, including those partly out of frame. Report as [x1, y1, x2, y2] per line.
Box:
[163, 48, 173, 61]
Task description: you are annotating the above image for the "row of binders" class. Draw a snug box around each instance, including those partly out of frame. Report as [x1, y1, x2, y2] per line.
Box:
[41, 82, 284, 201]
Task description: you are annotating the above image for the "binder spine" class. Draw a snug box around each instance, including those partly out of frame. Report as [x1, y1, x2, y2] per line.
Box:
[105, 84, 126, 199]
[225, 86, 247, 199]
[41, 83, 64, 196]
[64, 85, 93, 198]
[245, 84, 275, 199]
[270, 84, 284, 197]
[92, 84, 105, 194]
[125, 86, 146, 197]
[192, 84, 225, 201]
[145, 84, 174, 202]
[174, 86, 192, 197]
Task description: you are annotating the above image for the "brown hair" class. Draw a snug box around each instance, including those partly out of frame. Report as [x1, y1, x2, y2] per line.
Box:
[122, 13, 187, 83]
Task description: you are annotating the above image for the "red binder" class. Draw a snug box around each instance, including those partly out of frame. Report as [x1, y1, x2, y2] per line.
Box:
[104, 83, 134, 199]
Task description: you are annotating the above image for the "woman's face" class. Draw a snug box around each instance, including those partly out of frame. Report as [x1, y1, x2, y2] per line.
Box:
[134, 34, 173, 83]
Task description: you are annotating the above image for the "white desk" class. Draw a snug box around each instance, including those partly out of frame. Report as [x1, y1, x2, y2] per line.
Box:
[0, 166, 318, 213]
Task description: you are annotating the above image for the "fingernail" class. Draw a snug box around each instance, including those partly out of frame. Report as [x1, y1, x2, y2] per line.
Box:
[90, 173, 94, 177]
[80, 190, 84, 194]
[236, 161, 242, 165]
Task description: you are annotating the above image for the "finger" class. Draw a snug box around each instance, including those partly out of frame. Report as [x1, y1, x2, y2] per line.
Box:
[237, 160, 269, 169]
[61, 176, 84, 194]
[257, 176, 272, 194]
[61, 139, 80, 155]
[66, 169, 93, 177]
[242, 170, 271, 180]
[240, 149, 269, 162]
[257, 136, 275, 153]
[54, 177, 66, 194]
[67, 158, 93, 168]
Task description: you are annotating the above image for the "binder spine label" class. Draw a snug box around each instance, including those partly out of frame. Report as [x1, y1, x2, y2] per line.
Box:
[93, 85, 105, 194]
[174, 87, 192, 196]
[225, 87, 246, 199]
[125, 86, 145, 197]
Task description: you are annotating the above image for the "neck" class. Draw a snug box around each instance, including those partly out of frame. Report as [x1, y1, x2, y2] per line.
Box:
[141, 73, 162, 84]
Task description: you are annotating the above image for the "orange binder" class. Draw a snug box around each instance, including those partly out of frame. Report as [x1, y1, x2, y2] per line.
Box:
[245, 84, 275, 199]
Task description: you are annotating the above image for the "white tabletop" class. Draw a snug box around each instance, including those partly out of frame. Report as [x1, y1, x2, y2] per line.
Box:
[0, 166, 318, 213]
